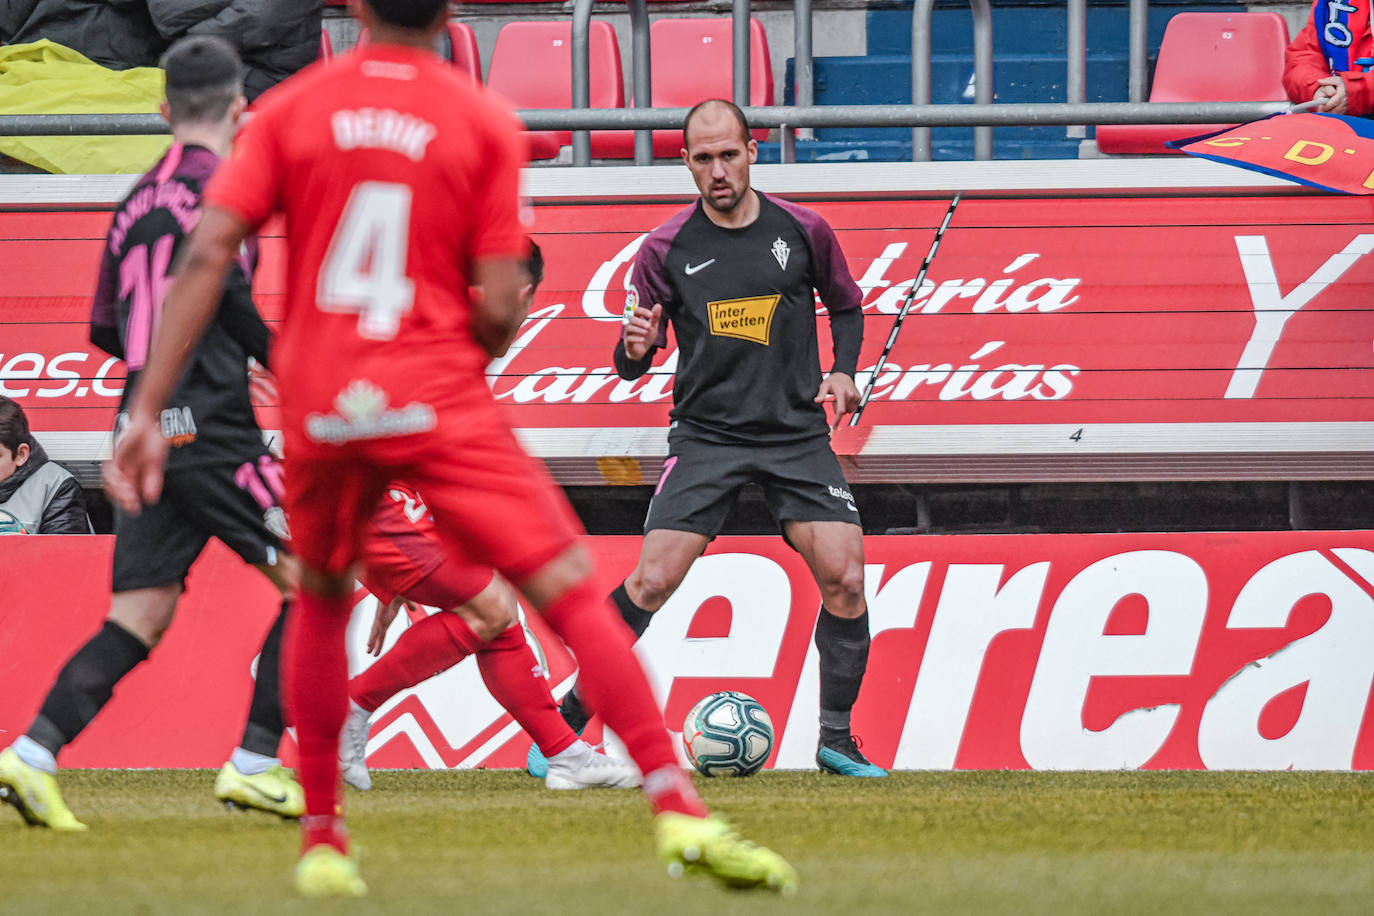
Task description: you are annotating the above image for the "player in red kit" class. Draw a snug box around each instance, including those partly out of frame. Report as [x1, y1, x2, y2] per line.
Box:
[339, 247, 638, 793]
[104, 0, 796, 900]
[344, 482, 641, 792]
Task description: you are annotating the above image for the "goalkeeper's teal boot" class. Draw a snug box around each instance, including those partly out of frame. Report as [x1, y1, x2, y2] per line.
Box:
[816, 735, 887, 778]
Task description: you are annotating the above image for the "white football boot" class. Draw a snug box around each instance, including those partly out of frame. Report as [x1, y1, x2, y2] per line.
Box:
[338, 700, 372, 791]
[544, 740, 641, 790]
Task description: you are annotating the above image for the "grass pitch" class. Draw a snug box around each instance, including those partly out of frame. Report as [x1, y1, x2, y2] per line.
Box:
[4, 770, 1374, 915]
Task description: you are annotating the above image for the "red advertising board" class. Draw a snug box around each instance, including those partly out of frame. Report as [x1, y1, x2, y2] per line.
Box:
[3, 189, 1372, 482]
[3, 531, 1372, 771]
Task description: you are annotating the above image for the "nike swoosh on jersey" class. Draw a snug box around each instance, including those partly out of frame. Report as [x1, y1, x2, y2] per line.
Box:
[684, 259, 716, 275]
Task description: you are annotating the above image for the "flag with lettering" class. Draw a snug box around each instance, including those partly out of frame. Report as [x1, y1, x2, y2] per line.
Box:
[1169, 112, 1374, 194]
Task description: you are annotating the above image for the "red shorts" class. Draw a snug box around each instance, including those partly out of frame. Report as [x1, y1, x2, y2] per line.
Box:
[283, 404, 583, 585]
[359, 492, 495, 607]
[363, 544, 495, 608]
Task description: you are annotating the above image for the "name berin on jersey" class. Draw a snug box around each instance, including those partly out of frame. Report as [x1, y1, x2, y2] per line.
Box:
[331, 108, 437, 162]
[305, 379, 436, 444]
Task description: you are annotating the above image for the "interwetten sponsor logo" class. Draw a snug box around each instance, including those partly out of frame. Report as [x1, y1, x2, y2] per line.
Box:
[706, 294, 780, 345]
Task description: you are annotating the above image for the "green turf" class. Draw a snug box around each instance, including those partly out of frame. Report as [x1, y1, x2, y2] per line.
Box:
[4, 770, 1374, 915]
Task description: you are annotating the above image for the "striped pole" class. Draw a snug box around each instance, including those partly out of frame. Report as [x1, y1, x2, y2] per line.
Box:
[850, 193, 960, 426]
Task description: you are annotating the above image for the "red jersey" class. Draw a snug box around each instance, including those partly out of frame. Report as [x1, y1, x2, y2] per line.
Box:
[203, 44, 528, 451]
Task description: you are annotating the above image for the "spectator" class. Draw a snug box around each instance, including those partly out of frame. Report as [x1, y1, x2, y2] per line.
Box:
[147, 1, 324, 101]
[0, 0, 166, 70]
[0, 397, 90, 534]
[1283, 4, 1374, 116]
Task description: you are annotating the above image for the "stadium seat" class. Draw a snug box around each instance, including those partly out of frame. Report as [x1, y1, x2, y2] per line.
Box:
[319, 26, 333, 63]
[447, 22, 481, 83]
[486, 20, 625, 161]
[1095, 12, 1290, 155]
[591, 17, 773, 159]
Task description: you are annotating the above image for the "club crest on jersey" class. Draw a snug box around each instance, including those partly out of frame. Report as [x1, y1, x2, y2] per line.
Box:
[771, 237, 790, 271]
[305, 379, 436, 445]
[706, 294, 781, 345]
[623, 285, 640, 323]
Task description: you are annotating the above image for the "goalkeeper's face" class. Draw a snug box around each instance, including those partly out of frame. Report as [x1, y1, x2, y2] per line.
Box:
[683, 109, 757, 215]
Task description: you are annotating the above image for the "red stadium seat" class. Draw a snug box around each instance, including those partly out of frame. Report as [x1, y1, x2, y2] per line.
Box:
[1096, 12, 1290, 155]
[591, 17, 773, 159]
[447, 22, 481, 83]
[319, 26, 333, 63]
[486, 20, 625, 161]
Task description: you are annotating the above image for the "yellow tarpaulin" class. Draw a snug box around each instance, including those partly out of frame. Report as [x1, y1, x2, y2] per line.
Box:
[0, 40, 169, 174]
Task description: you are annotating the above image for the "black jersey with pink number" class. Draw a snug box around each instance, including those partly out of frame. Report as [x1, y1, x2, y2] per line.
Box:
[90, 143, 270, 468]
[625, 192, 862, 445]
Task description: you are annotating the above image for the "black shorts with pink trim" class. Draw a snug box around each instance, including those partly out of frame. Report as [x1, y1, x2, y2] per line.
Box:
[642, 432, 861, 539]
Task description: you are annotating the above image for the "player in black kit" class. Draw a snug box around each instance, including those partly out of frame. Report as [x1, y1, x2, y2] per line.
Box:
[0, 36, 303, 831]
[536, 99, 884, 779]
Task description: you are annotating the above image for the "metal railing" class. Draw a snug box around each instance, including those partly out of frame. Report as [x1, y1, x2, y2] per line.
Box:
[564, 0, 1150, 163]
[571, 0, 652, 165]
[0, 2, 1288, 165]
[1130, 0, 1150, 102]
[0, 101, 1288, 138]
[913, 0, 993, 160]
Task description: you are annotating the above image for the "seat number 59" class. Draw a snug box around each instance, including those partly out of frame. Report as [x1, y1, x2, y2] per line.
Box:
[318, 181, 416, 340]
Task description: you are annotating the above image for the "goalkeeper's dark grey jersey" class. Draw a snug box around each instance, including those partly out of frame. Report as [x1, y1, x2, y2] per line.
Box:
[623, 192, 862, 446]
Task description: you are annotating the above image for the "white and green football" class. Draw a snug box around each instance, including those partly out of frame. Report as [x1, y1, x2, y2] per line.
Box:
[682, 690, 773, 777]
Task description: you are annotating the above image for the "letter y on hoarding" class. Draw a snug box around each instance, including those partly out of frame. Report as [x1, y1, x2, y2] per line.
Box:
[1226, 234, 1374, 398]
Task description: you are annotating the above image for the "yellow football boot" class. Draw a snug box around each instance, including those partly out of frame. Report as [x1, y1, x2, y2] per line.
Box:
[214, 762, 305, 819]
[294, 845, 367, 898]
[0, 747, 87, 831]
[655, 812, 797, 894]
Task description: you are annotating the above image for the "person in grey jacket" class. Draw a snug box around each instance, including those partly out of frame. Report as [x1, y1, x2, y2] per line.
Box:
[147, 0, 323, 100]
[0, 397, 90, 535]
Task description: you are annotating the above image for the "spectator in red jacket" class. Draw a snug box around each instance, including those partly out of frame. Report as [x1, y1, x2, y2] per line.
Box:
[1284, 2, 1374, 116]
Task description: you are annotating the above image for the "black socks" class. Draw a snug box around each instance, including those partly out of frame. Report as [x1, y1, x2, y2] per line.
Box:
[240, 600, 288, 757]
[815, 609, 870, 745]
[611, 583, 655, 638]
[28, 620, 150, 756]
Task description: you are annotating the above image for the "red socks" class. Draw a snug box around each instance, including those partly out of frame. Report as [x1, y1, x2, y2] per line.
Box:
[349, 612, 484, 712]
[540, 581, 706, 818]
[476, 625, 577, 758]
[349, 613, 578, 758]
[285, 589, 352, 853]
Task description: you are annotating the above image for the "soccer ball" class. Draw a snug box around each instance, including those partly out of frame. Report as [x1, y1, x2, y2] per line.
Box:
[682, 691, 773, 777]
